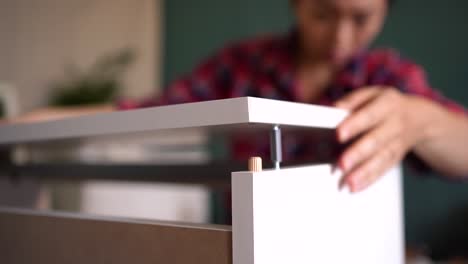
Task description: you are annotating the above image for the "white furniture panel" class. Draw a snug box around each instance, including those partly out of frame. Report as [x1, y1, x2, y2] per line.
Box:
[232, 165, 404, 264]
[0, 97, 347, 144]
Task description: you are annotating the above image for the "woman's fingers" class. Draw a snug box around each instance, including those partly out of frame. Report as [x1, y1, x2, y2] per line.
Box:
[333, 88, 414, 192]
[336, 88, 400, 143]
[344, 138, 407, 193]
[338, 117, 403, 173]
[334, 87, 381, 110]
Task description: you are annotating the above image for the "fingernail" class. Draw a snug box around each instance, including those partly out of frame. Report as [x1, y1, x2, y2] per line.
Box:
[331, 163, 339, 174]
[339, 177, 350, 191]
[350, 182, 363, 193]
[339, 182, 346, 191]
[341, 156, 353, 171]
[352, 177, 368, 193]
[353, 183, 366, 193]
[347, 173, 362, 193]
[339, 129, 348, 143]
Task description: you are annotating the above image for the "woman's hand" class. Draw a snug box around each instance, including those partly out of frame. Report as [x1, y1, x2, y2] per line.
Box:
[334, 87, 437, 193]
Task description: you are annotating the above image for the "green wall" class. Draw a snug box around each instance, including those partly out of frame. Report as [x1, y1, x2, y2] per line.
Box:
[163, 0, 292, 85]
[164, 0, 468, 249]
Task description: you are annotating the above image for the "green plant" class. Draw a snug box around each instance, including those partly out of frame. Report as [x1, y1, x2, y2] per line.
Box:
[49, 49, 135, 106]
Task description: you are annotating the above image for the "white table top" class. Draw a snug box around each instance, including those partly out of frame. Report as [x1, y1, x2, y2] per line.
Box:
[0, 97, 347, 145]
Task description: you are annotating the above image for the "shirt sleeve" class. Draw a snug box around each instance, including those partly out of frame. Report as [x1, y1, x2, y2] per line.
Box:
[396, 59, 467, 115]
[393, 58, 467, 173]
[116, 48, 235, 110]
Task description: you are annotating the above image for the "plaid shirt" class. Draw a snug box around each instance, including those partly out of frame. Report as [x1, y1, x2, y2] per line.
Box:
[117, 31, 466, 162]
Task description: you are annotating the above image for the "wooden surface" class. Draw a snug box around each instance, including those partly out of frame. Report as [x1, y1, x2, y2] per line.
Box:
[0, 97, 347, 145]
[0, 208, 232, 264]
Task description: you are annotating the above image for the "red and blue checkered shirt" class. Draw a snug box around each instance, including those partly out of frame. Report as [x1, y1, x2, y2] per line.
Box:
[117, 31, 466, 162]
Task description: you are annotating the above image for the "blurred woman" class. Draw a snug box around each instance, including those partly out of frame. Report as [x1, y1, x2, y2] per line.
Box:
[8, 0, 468, 192]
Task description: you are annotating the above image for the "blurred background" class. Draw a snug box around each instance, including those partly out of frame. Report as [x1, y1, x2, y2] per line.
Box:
[0, 0, 468, 261]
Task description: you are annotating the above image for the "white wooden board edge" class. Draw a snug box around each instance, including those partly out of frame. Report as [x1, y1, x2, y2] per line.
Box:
[0, 97, 348, 144]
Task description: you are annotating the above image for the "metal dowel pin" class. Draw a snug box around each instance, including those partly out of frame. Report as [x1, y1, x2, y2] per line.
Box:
[270, 125, 282, 170]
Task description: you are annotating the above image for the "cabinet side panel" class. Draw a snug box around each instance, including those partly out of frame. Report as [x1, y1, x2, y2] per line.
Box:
[250, 165, 403, 264]
[232, 172, 255, 264]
